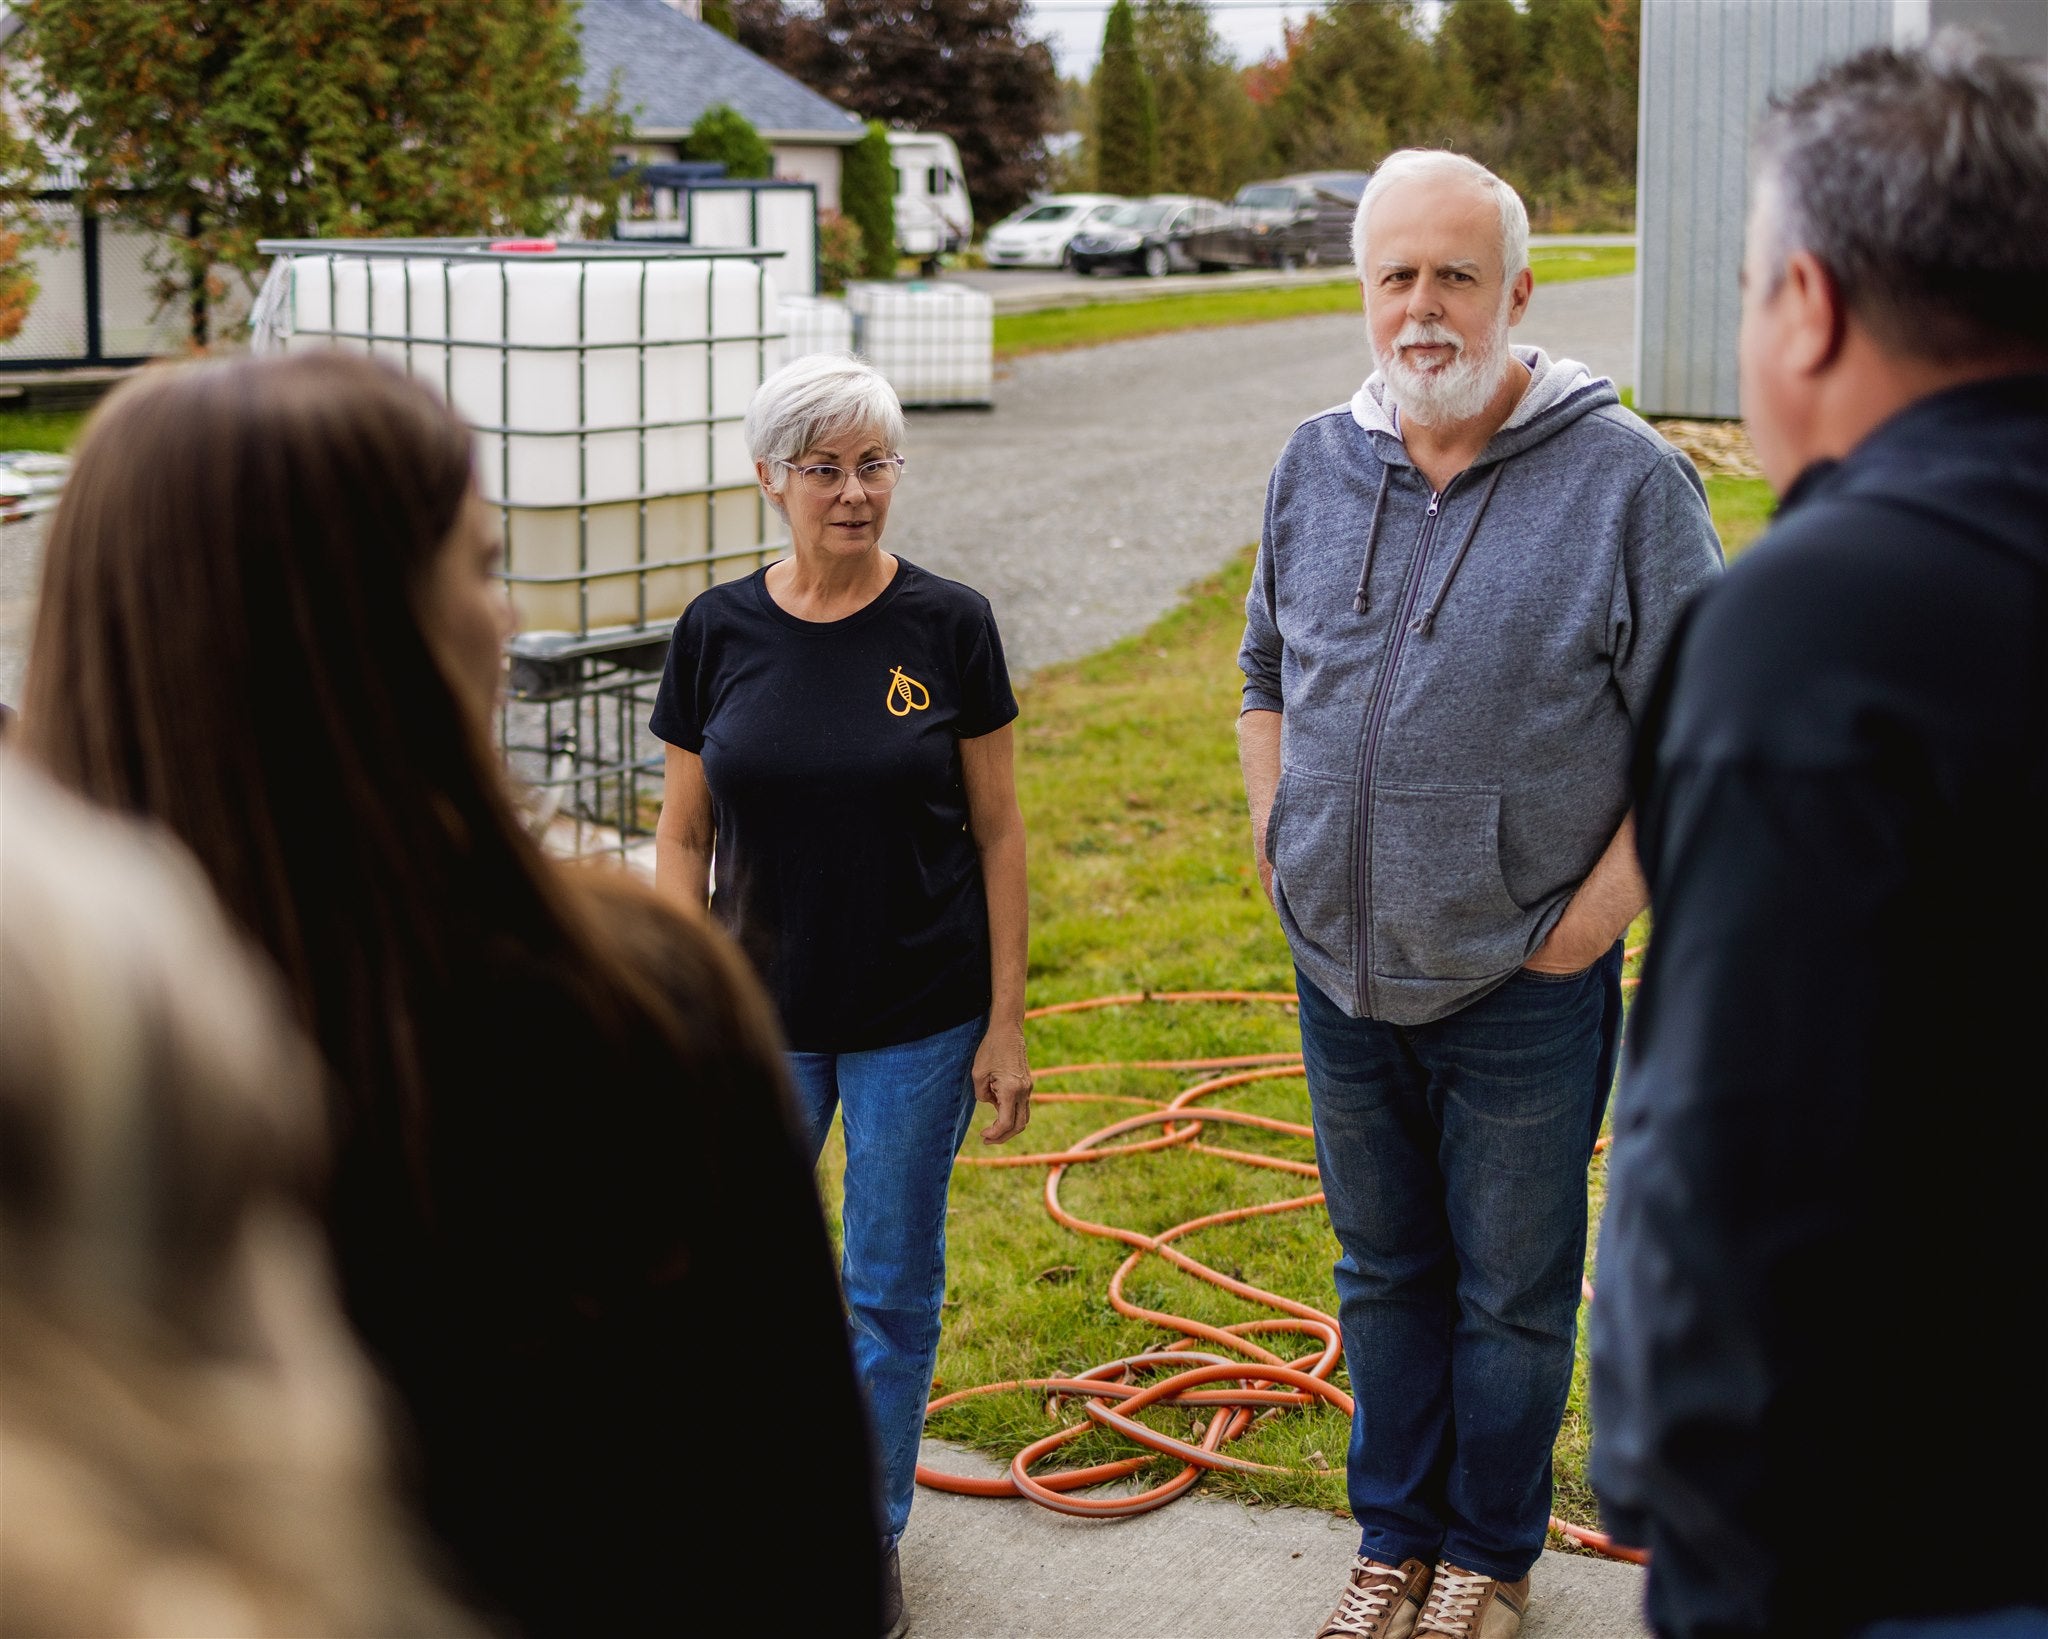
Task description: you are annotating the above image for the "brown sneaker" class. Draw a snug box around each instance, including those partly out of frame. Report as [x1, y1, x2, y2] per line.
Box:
[1414, 1564, 1529, 1639]
[1315, 1555, 1432, 1639]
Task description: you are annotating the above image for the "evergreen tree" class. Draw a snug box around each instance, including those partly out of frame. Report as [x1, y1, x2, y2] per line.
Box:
[841, 120, 898, 279]
[682, 104, 775, 179]
[1263, 0, 1436, 172]
[11, 0, 627, 347]
[1438, 0, 1529, 123]
[1135, 0, 1262, 199]
[1094, 0, 1157, 196]
[1599, 0, 1643, 168]
[1523, 0, 1620, 177]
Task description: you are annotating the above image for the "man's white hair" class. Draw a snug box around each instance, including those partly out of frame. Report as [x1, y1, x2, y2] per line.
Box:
[1351, 150, 1531, 286]
[744, 351, 906, 494]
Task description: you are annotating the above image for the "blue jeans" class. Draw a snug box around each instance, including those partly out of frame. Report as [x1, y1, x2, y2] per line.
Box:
[1297, 950, 1624, 1581]
[787, 1013, 982, 1544]
[1858, 1616, 2048, 1639]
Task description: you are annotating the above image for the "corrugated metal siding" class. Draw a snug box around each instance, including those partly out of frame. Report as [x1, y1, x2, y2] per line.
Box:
[1636, 0, 1899, 417]
[1942, 0, 2048, 55]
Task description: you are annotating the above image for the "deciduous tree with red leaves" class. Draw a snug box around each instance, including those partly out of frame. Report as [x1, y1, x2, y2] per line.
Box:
[0, 113, 47, 345]
[737, 0, 1059, 227]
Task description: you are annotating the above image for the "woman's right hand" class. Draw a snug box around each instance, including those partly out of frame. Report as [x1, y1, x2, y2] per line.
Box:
[972, 1021, 1033, 1145]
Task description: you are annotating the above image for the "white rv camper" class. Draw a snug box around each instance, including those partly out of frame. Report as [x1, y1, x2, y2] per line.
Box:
[887, 131, 974, 270]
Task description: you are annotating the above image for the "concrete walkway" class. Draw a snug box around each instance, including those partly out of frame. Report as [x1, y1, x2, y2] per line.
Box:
[904, 1440, 1651, 1639]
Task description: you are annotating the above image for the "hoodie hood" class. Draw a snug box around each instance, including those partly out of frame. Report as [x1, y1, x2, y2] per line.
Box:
[1350, 345, 1619, 468]
[1340, 346, 1621, 619]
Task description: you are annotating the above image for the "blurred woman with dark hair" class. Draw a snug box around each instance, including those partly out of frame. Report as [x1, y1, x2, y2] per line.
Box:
[21, 352, 883, 1637]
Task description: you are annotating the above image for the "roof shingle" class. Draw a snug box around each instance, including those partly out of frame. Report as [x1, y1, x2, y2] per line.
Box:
[578, 0, 864, 143]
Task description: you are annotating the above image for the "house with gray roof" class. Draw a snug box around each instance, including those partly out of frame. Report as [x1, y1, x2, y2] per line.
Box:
[580, 0, 865, 210]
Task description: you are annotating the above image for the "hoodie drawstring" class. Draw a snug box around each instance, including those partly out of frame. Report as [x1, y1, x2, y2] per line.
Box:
[1410, 463, 1506, 637]
[1353, 464, 1393, 615]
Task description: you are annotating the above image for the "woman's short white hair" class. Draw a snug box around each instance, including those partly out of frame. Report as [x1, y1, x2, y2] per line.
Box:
[744, 351, 906, 494]
[1351, 150, 1531, 287]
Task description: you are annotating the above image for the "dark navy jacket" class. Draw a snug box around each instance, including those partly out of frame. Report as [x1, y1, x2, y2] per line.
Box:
[1590, 376, 2048, 1637]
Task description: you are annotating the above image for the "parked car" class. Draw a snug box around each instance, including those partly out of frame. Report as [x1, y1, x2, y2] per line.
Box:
[1288, 171, 1374, 207]
[888, 131, 974, 269]
[1067, 196, 1229, 278]
[0, 450, 68, 524]
[1190, 175, 1368, 271]
[983, 194, 1126, 269]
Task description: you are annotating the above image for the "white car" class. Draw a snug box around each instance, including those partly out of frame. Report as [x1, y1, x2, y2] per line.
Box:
[982, 194, 1126, 270]
[0, 450, 68, 524]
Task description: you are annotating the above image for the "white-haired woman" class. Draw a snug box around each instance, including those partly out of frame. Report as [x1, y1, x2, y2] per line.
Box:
[650, 351, 1032, 1633]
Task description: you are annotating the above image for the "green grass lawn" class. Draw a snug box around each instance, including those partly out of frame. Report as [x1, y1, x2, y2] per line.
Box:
[995, 244, 1637, 360]
[1706, 474, 1774, 556]
[819, 474, 1771, 1542]
[0, 406, 90, 453]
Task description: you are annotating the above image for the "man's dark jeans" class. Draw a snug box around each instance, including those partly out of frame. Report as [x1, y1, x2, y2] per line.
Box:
[1297, 947, 1624, 1581]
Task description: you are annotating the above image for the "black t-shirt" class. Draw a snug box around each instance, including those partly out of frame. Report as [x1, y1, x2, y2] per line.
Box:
[649, 558, 1018, 1052]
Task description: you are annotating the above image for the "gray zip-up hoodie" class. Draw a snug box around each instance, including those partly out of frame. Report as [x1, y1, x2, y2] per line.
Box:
[1240, 345, 1724, 1025]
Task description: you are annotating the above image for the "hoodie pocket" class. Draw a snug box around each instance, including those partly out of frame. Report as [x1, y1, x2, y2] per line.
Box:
[1368, 783, 1528, 981]
[1268, 769, 1356, 968]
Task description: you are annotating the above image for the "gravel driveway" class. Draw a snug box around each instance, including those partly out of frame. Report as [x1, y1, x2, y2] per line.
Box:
[0, 513, 44, 710]
[890, 271, 1636, 674]
[0, 273, 1636, 706]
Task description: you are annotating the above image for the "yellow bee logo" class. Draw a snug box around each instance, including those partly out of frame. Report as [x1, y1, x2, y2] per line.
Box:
[886, 666, 931, 717]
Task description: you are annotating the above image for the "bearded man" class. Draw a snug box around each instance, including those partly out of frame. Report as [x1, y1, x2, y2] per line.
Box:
[1237, 151, 1723, 1639]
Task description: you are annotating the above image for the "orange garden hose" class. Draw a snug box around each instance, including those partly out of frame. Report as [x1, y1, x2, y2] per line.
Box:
[917, 967, 1650, 1567]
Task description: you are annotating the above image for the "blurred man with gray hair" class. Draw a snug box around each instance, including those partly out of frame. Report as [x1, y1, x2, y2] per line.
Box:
[1591, 36, 2048, 1639]
[1239, 151, 1722, 1639]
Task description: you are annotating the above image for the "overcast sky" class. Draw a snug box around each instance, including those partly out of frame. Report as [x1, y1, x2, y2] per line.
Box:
[1027, 0, 1318, 77]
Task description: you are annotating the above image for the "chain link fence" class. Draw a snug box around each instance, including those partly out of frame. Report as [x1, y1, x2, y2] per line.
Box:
[1, 197, 254, 370]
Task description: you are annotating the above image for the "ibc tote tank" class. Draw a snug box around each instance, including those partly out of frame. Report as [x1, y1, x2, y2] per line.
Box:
[252, 238, 789, 647]
[778, 293, 857, 365]
[844, 280, 993, 408]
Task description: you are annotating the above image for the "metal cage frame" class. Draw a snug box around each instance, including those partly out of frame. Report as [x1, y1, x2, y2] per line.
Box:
[255, 237, 791, 658]
[255, 237, 797, 862]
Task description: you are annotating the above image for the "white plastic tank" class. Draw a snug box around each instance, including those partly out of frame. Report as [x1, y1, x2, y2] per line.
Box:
[687, 184, 818, 298]
[252, 239, 787, 644]
[844, 280, 993, 408]
[777, 294, 856, 367]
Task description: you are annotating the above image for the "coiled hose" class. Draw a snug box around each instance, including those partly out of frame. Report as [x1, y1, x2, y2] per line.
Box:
[917, 980, 1648, 1566]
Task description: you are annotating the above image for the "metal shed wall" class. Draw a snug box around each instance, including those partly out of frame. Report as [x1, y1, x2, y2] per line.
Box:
[1636, 0, 2048, 419]
[1635, 0, 1901, 418]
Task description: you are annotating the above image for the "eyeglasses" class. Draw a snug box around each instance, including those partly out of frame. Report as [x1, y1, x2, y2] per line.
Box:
[775, 456, 906, 495]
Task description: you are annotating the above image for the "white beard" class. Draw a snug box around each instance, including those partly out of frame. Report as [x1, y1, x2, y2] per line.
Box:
[1374, 302, 1513, 428]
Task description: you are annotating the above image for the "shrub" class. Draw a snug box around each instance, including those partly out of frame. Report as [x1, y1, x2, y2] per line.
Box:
[682, 104, 773, 180]
[817, 209, 863, 294]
